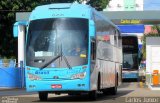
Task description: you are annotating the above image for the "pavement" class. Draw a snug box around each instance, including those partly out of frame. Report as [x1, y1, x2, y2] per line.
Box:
[0, 83, 160, 94]
[0, 82, 160, 103]
[0, 82, 160, 97]
[118, 82, 160, 97]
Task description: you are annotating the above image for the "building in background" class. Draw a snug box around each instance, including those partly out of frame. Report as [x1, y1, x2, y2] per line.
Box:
[103, 0, 124, 11]
[104, 0, 160, 11]
[103, 0, 160, 50]
[103, 0, 144, 49]
[104, 0, 143, 11]
[104, 0, 160, 89]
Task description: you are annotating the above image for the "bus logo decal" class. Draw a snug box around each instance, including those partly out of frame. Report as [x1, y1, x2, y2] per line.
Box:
[35, 71, 50, 75]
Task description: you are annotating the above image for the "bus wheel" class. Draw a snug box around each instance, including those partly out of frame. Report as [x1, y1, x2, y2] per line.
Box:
[89, 90, 97, 100]
[39, 92, 48, 101]
[110, 76, 118, 95]
[102, 88, 109, 95]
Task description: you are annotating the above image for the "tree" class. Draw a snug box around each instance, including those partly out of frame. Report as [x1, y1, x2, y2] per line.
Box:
[88, 0, 110, 11]
[0, 0, 41, 58]
[141, 25, 160, 60]
[42, 0, 111, 10]
[151, 25, 160, 34]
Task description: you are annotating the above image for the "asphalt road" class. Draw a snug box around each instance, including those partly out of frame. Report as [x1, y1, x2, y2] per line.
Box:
[0, 82, 160, 103]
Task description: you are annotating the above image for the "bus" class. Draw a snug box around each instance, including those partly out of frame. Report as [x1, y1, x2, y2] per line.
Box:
[122, 35, 140, 80]
[13, 3, 122, 100]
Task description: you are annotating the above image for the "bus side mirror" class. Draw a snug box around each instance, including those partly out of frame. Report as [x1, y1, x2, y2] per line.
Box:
[89, 20, 95, 37]
[13, 23, 19, 37]
[13, 21, 28, 38]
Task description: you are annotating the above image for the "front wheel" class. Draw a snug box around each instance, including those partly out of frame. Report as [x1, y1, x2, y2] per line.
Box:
[39, 92, 48, 101]
[88, 90, 97, 100]
[102, 88, 109, 95]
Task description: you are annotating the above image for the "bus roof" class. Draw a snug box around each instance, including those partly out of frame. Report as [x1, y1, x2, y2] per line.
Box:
[28, 3, 119, 32]
[29, 3, 92, 21]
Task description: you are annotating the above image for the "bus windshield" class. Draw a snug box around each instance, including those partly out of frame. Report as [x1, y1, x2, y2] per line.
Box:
[26, 18, 88, 68]
[123, 53, 138, 70]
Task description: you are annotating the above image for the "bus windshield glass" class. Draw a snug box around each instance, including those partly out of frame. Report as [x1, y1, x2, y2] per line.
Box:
[123, 53, 138, 70]
[26, 18, 88, 68]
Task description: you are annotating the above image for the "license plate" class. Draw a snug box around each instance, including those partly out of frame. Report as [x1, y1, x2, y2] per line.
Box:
[123, 73, 138, 78]
[51, 84, 62, 88]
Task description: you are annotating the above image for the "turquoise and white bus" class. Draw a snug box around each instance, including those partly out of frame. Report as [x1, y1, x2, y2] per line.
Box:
[122, 35, 140, 80]
[13, 3, 122, 101]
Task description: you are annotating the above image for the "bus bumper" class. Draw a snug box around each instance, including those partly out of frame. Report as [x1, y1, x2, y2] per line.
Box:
[26, 79, 90, 92]
[122, 71, 138, 79]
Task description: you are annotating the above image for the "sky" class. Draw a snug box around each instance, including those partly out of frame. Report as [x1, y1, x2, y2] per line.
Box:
[144, 0, 160, 10]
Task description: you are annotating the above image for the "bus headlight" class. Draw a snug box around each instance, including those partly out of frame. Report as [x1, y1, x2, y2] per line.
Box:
[28, 73, 41, 81]
[71, 72, 86, 79]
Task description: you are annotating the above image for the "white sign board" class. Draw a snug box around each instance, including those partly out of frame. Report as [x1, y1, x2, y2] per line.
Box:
[146, 37, 160, 73]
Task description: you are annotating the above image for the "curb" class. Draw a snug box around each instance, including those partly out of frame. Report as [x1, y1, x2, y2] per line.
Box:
[0, 88, 25, 91]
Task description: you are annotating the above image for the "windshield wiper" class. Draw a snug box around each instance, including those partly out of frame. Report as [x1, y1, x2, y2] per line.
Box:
[61, 51, 72, 69]
[40, 54, 61, 70]
[40, 45, 72, 70]
[60, 44, 72, 69]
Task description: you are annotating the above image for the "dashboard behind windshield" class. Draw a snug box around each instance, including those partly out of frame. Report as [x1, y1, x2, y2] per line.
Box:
[26, 18, 89, 68]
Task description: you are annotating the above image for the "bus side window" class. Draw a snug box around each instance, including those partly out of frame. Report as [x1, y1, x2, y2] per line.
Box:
[91, 40, 96, 60]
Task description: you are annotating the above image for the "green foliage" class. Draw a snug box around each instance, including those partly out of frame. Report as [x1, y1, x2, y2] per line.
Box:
[0, 0, 40, 58]
[88, 0, 110, 11]
[141, 25, 160, 60]
[40, 0, 111, 10]
[151, 25, 160, 34]
[49, 0, 75, 3]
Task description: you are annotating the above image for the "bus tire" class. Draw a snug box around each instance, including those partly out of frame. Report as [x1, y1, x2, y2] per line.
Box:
[89, 90, 97, 100]
[68, 92, 80, 96]
[102, 88, 109, 95]
[39, 92, 48, 101]
[98, 73, 101, 91]
[110, 75, 118, 95]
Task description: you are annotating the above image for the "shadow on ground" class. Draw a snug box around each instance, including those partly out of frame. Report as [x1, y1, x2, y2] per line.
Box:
[32, 90, 133, 102]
